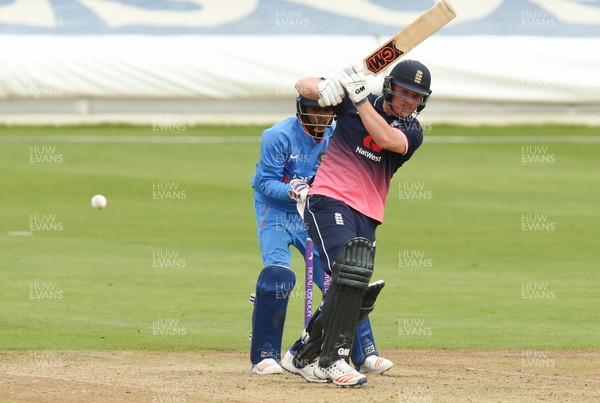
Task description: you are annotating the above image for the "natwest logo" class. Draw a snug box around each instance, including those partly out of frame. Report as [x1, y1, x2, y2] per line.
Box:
[363, 135, 382, 152]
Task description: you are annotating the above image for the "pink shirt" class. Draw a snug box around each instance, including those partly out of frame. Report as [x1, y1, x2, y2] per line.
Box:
[310, 96, 423, 223]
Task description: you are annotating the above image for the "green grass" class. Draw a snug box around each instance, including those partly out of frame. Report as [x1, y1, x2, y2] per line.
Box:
[1, 124, 599, 351]
[0, 124, 267, 137]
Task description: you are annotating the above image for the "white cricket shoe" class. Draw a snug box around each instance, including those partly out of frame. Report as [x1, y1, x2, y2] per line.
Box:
[314, 359, 367, 386]
[358, 355, 393, 375]
[281, 350, 327, 383]
[251, 358, 283, 375]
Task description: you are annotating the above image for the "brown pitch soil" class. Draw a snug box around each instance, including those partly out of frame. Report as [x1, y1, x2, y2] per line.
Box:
[1, 350, 599, 402]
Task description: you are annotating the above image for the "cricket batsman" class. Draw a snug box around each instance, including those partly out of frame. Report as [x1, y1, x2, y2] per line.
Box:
[283, 60, 432, 386]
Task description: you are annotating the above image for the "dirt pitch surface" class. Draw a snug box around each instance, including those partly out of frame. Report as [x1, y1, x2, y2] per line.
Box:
[1, 350, 599, 402]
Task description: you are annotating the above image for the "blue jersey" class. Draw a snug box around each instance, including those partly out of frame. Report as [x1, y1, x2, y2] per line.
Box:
[252, 117, 333, 213]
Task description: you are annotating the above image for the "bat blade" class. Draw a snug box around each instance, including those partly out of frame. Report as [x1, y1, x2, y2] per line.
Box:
[363, 0, 456, 76]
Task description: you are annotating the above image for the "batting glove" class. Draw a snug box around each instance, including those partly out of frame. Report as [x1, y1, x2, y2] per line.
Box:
[339, 65, 369, 106]
[288, 179, 310, 201]
[317, 78, 344, 107]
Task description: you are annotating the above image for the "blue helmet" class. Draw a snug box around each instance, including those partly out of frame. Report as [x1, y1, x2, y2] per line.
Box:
[295, 95, 334, 138]
[296, 95, 321, 114]
[383, 60, 432, 115]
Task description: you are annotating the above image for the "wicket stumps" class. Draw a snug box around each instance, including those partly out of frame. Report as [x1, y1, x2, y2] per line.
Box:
[304, 238, 331, 327]
[304, 238, 314, 327]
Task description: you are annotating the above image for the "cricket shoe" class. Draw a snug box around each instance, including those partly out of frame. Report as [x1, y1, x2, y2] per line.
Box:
[251, 358, 283, 375]
[357, 355, 393, 375]
[314, 359, 367, 386]
[281, 350, 327, 383]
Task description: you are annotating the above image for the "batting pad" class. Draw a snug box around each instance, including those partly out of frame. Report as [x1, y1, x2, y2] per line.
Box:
[319, 238, 375, 368]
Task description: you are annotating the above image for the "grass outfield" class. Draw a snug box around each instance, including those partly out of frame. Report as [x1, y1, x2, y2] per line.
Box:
[0, 124, 599, 352]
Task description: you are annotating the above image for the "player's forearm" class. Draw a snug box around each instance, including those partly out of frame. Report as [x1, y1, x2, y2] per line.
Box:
[356, 102, 407, 154]
[295, 77, 321, 100]
[258, 177, 292, 201]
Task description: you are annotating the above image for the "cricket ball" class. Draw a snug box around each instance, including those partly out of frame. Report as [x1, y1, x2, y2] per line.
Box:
[91, 194, 107, 210]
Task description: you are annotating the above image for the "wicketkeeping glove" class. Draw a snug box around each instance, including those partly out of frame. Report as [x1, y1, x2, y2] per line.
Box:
[295, 187, 309, 219]
[288, 179, 310, 201]
[339, 65, 369, 106]
[317, 78, 344, 107]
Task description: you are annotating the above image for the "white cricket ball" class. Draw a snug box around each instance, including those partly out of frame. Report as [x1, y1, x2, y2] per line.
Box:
[91, 194, 107, 210]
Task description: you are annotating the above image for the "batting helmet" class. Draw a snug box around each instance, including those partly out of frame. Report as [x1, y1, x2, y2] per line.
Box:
[383, 60, 432, 114]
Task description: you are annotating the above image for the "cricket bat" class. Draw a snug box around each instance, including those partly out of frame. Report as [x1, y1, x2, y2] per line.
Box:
[363, 0, 456, 76]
